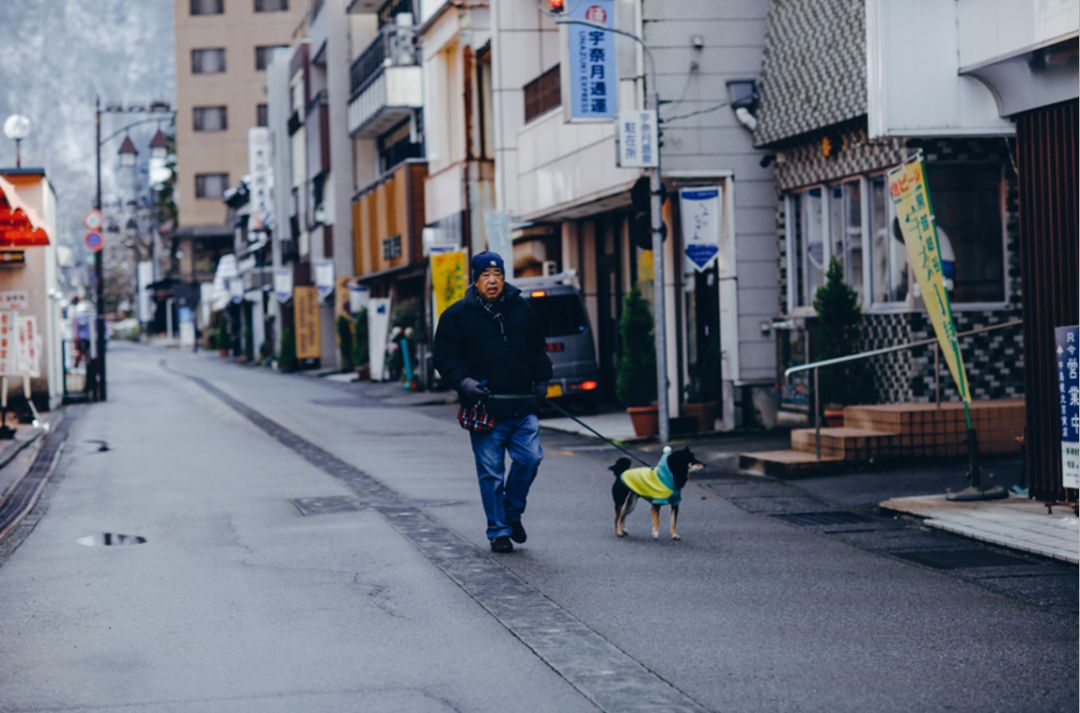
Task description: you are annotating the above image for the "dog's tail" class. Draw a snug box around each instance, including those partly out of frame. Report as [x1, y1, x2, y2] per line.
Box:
[608, 457, 632, 478]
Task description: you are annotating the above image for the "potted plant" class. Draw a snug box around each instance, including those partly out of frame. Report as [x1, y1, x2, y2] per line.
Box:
[278, 327, 298, 373]
[353, 308, 370, 380]
[812, 256, 874, 425]
[616, 287, 659, 438]
[337, 314, 354, 372]
[216, 320, 229, 358]
[683, 337, 722, 433]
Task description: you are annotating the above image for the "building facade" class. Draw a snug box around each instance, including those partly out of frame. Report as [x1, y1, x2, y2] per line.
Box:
[490, 0, 779, 428]
[754, 0, 1028, 425]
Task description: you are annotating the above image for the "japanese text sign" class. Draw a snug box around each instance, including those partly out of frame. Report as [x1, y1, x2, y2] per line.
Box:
[679, 187, 722, 271]
[566, 1, 617, 121]
[431, 250, 468, 324]
[1056, 325, 1079, 489]
[888, 158, 972, 414]
[617, 110, 658, 168]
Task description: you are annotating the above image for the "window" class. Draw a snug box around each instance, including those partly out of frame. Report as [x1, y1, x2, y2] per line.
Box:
[256, 103, 269, 127]
[869, 174, 908, 305]
[254, 0, 288, 10]
[529, 295, 589, 337]
[523, 65, 561, 123]
[924, 163, 1005, 304]
[829, 180, 863, 303]
[193, 106, 228, 132]
[377, 116, 423, 174]
[382, 235, 402, 260]
[788, 188, 826, 309]
[256, 45, 289, 71]
[191, 0, 223, 15]
[195, 173, 229, 199]
[191, 48, 226, 74]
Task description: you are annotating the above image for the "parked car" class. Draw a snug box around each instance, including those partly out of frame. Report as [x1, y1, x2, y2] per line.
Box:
[517, 271, 599, 412]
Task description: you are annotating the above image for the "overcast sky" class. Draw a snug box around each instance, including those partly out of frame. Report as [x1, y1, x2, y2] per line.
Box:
[0, 0, 174, 252]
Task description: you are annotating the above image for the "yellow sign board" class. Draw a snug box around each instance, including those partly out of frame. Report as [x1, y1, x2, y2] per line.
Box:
[888, 158, 972, 423]
[431, 250, 468, 321]
[294, 285, 321, 361]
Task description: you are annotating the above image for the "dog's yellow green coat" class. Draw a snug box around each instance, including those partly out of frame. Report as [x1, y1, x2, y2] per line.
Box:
[619, 452, 681, 506]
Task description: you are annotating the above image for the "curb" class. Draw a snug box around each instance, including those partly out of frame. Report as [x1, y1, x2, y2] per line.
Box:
[0, 414, 71, 544]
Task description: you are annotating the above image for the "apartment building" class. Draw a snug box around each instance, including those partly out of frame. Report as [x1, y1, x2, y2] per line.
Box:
[172, 0, 306, 291]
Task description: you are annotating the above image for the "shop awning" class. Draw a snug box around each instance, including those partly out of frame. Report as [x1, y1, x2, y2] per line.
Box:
[0, 175, 49, 247]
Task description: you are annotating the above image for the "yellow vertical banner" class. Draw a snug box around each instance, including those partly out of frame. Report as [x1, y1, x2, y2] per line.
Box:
[888, 158, 972, 421]
[431, 250, 468, 322]
[294, 285, 321, 361]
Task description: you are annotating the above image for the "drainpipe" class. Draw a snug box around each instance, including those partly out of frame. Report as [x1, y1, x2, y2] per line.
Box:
[461, 40, 476, 255]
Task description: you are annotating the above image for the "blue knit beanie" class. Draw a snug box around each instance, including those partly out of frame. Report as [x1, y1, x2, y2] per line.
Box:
[471, 251, 505, 281]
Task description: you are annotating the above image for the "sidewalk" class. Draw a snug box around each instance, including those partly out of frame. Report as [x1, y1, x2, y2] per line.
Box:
[881, 493, 1079, 564]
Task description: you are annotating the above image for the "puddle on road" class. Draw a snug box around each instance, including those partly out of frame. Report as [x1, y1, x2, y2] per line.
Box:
[76, 533, 147, 547]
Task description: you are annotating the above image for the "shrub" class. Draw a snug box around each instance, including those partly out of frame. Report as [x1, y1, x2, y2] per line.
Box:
[337, 314, 354, 371]
[615, 287, 658, 407]
[278, 327, 298, 372]
[812, 256, 874, 408]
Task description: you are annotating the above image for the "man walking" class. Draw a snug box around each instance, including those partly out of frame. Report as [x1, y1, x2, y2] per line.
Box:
[433, 251, 552, 553]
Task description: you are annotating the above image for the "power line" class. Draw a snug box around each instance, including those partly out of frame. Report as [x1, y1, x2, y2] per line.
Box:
[661, 101, 730, 125]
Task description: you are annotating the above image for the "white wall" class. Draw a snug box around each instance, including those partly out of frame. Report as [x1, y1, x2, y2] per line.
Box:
[866, 0, 1014, 138]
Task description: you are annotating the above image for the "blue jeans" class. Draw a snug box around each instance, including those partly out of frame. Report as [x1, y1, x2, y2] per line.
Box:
[469, 414, 543, 540]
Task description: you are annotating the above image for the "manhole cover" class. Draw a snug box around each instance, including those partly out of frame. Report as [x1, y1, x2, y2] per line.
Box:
[892, 548, 1030, 569]
[77, 533, 146, 546]
[772, 511, 877, 527]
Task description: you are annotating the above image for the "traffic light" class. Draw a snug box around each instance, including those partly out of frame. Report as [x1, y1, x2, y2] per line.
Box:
[629, 176, 668, 251]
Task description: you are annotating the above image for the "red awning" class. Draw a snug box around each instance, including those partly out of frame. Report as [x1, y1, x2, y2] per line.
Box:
[0, 176, 49, 247]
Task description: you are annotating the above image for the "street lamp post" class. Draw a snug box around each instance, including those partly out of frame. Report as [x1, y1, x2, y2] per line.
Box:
[93, 97, 173, 402]
[555, 18, 670, 443]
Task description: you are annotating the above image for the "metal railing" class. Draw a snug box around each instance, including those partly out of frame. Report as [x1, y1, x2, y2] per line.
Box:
[784, 319, 1023, 459]
[349, 24, 417, 99]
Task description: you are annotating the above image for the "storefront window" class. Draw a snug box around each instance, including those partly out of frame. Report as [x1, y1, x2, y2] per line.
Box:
[788, 188, 826, 310]
[869, 174, 908, 305]
[925, 163, 1005, 304]
[829, 180, 863, 303]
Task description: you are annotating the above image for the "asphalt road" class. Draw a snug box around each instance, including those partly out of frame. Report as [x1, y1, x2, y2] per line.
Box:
[0, 344, 1074, 713]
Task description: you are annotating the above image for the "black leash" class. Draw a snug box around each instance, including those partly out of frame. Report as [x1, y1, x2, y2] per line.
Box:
[488, 394, 653, 468]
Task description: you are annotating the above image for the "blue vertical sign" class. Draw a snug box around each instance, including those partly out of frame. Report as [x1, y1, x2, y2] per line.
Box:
[567, 1, 617, 121]
[1056, 325, 1079, 489]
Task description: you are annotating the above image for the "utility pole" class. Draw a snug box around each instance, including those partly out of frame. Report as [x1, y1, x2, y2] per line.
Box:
[94, 96, 106, 401]
[556, 17, 670, 443]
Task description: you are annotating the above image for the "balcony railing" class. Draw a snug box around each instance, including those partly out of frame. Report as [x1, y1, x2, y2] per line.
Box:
[349, 24, 417, 99]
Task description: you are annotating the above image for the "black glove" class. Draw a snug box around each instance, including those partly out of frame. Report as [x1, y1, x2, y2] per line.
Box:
[533, 382, 550, 400]
[459, 377, 490, 402]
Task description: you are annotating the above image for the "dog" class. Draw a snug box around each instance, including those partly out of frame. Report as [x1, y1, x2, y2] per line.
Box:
[608, 446, 705, 540]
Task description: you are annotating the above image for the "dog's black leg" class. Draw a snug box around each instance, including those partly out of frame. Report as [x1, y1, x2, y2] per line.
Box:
[670, 505, 681, 541]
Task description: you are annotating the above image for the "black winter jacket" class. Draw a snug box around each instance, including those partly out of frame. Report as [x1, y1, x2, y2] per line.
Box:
[433, 284, 553, 418]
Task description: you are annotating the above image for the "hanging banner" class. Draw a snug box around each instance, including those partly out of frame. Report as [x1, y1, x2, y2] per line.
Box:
[1056, 325, 1079, 490]
[349, 282, 370, 313]
[274, 268, 293, 304]
[178, 307, 195, 349]
[616, 110, 658, 168]
[247, 127, 274, 232]
[0, 311, 15, 375]
[564, 0, 617, 122]
[680, 187, 722, 272]
[136, 262, 154, 323]
[15, 315, 39, 378]
[431, 250, 468, 324]
[367, 298, 392, 382]
[314, 259, 335, 301]
[293, 285, 321, 361]
[888, 157, 972, 412]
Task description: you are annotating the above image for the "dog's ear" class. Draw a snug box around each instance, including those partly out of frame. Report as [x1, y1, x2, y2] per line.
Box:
[609, 457, 631, 472]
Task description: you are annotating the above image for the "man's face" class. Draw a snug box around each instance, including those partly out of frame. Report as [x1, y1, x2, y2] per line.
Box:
[475, 268, 505, 301]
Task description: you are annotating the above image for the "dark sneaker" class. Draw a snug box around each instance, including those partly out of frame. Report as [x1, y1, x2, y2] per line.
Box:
[490, 536, 514, 553]
[510, 521, 527, 544]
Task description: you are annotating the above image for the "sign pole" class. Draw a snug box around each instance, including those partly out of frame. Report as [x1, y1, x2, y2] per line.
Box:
[558, 16, 669, 443]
